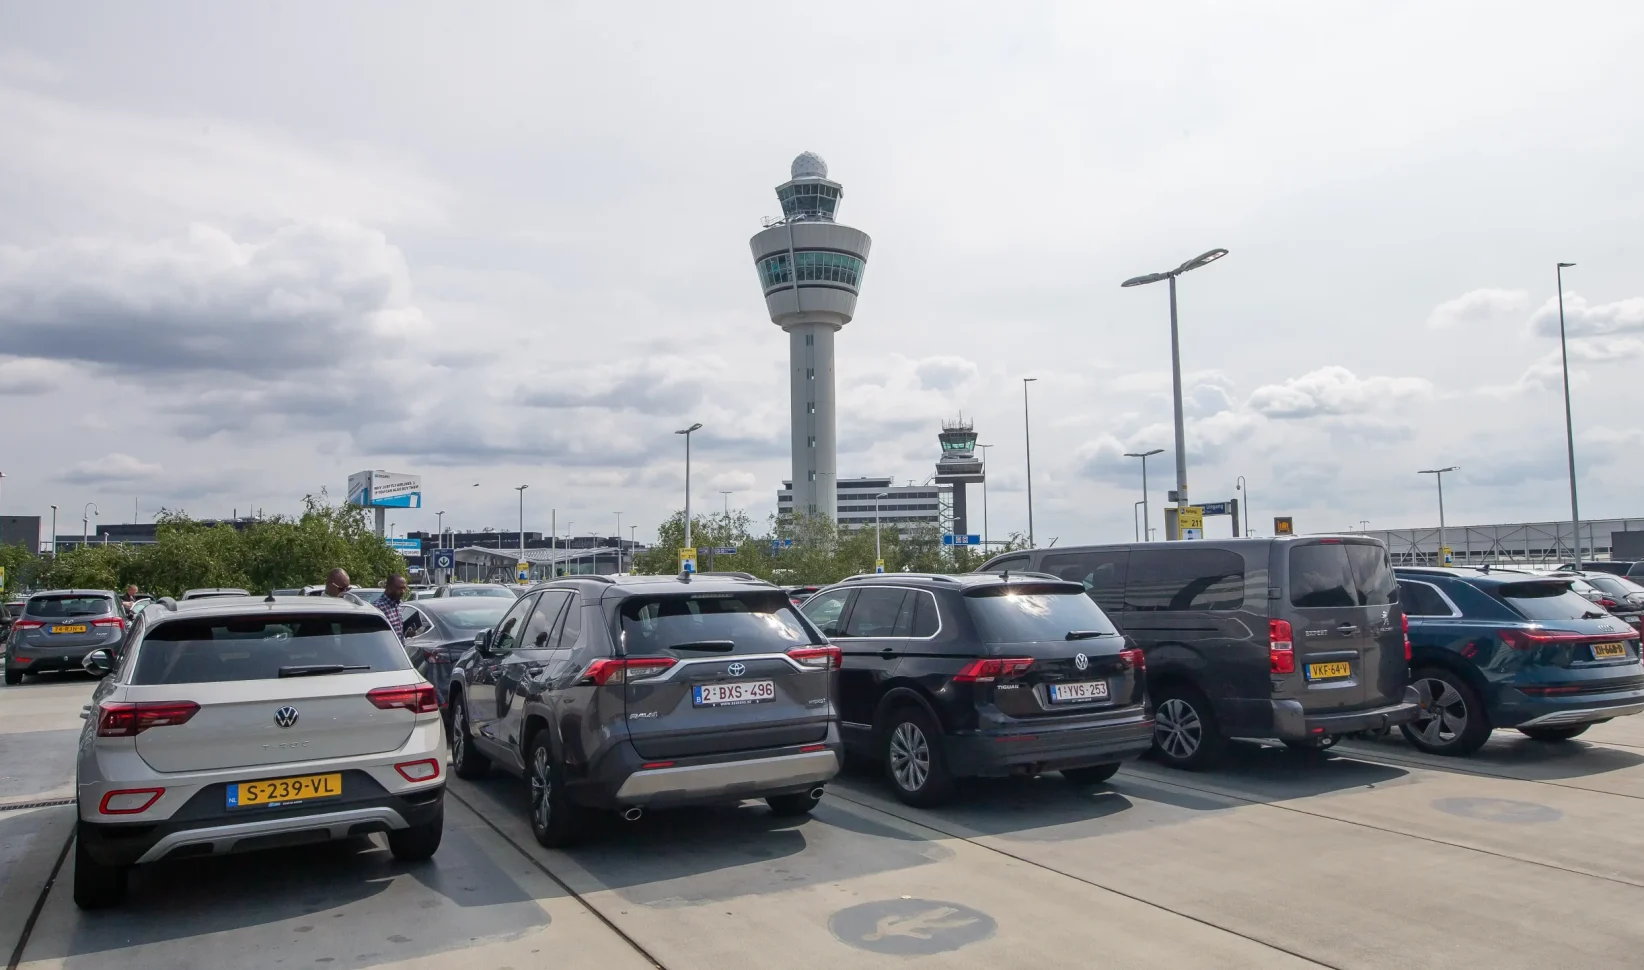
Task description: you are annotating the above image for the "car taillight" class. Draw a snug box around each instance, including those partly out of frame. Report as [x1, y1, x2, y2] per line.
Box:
[92, 617, 126, 631]
[421, 648, 451, 665]
[99, 788, 165, 814]
[788, 645, 842, 669]
[1598, 599, 1618, 610]
[367, 684, 440, 713]
[1500, 629, 1643, 650]
[1270, 619, 1295, 674]
[1119, 648, 1146, 670]
[97, 701, 200, 737]
[394, 758, 441, 782]
[954, 657, 1035, 682]
[579, 657, 677, 685]
[1403, 613, 1412, 662]
[12, 620, 43, 631]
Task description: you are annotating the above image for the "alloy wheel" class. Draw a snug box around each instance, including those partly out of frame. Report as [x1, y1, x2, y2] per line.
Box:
[530, 745, 553, 832]
[889, 721, 931, 792]
[1156, 697, 1203, 761]
[1412, 677, 1467, 746]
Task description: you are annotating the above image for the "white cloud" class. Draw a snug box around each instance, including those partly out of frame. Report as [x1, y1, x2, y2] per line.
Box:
[0, 356, 73, 395]
[1528, 293, 1644, 339]
[1426, 288, 1528, 329]
[60, 453, 163, 486]
[1247, 366, 1431, 419]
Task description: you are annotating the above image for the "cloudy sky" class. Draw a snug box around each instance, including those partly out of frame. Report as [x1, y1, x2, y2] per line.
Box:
[2, 1, 1642, 548]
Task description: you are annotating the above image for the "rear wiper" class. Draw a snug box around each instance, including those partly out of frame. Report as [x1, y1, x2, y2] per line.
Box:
[1065, 630, 1108, 640]
[668, 640, 736, 652]
[1581, 611, 1607, 620]
[278, 664, 373, 677]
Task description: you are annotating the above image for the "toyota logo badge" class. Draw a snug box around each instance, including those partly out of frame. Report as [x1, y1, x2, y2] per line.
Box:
[274, 706, 300, 729]
[727, 662, 746, 677]
[1074, 653, 1088, 671]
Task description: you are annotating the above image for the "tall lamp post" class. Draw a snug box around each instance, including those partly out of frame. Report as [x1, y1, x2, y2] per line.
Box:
[1121, 248, 1229, 538]
[1418, 467, 1458, 566]
[1133, 500, 1145, 541]
[874, 491, 889, 572]
[1022, 378, 1038, 548]
[614, 512, 623, 573]
[1555, 262, 1583, 566]
[1235, 475, 1249, 537]
[977, 443, 993, 548]
[675, 423, 702, 563]
[82, 502, 98, 548]
[1124, 449, 1164, 542]
[514, 485, 528, 578]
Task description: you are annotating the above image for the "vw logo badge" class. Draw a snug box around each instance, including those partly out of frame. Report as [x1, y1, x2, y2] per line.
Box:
[1074, 653, 1089, 671]
[274, 706, 300, 729]
[727, 662, 747, 677]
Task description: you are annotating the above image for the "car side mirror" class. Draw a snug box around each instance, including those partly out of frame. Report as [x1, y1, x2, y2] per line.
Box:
[83, 649, 113, 678]
[474, 629, 494, 655]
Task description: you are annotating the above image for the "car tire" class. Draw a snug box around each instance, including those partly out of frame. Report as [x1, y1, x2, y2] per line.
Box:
[448, 693, 491, 780]
[387, 807, 444, 861]
[526, 732, 586, 848]
[766, 789, 824, 816]
[1061, 763, 1122, 785]
[72, 832, 126, 910]
[1401, 667, 1491, 756]
[1518, 724, 1592, 742]
[4, 667, 21, 686]
[882, 705, 955, 807]
[1151, 683, 1225, 770]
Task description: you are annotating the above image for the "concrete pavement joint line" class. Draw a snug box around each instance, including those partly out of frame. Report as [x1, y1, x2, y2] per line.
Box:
[5, 830, 72, 970]
[1333, 742, 1644, 804]
[0, 799, 75, 813]
[823, 789, 1344, 970]
[1125, 769, 1644, 891]
[444, 786, 667, 970]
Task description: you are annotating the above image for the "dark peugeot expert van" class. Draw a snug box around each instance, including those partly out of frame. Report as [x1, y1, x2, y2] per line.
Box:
[980, 537, 1420, 769]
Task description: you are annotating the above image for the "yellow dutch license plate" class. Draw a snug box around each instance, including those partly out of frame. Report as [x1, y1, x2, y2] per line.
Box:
[52, 624, 87, 634]
[228, 773, 342, 809]
[1307, 661, 1352, 680]
[1592, 642, 1628, 660]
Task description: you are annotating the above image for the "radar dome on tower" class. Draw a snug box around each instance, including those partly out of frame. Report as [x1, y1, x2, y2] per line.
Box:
[791, 151, 828, 180]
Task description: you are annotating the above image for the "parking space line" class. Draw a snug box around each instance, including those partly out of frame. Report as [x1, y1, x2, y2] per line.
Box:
[5, 829, 71, 970]
[1332, 741, 1644, 803]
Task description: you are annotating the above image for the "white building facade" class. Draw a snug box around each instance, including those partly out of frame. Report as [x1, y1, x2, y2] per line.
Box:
[778, 477, 943, 534]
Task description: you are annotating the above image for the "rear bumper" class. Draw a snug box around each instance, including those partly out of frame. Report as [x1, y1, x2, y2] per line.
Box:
[1495, 684, 1644, 729]
[6, 645, 99, 672]
[1271, 688, 1422, 740]
[577, 725, 843, 808]
[78, 785, 444, 867]
[944, 708, 1155, 777]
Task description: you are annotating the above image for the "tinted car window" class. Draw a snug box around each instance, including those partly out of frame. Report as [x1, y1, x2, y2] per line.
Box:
[966, 585, 1118, 642]
[842, 588, 909, 637]
[1498, 582, 1606, 622]
[910, 591, 940, 637]
[449, 586, 515, 598]
[1586, 576, 1639, 598]
[521, 591, 568, 649]
[1398, 580, 1453, 617]
[27, 595, 114, 618]
[982, 555, 1030, 574]
[801, 589, 849, 637]
[431, 604, 513, 632]
[1127, 548, 1245, 611]
[555, 593, 583, 649]
[491, 593, 538, 651]
[1041, 550, 1128, 612]
[620, 591, 817, 655]
[132, 614, 409, 684]
[1289, 544, 1356, 607]
[1343, 543, 1397, 606]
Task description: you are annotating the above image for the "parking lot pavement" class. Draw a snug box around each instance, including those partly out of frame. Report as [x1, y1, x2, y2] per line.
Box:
[5, 675, 1644, 970]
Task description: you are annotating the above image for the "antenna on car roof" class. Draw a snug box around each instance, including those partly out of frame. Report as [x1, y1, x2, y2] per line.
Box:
[264, 592, 277, 603]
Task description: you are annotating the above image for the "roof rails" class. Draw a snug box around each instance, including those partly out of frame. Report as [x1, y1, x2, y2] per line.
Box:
[998, 570, 1064, 582]
[840, 573, 960, 583]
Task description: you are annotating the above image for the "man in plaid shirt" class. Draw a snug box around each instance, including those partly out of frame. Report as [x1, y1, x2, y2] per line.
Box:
[372, 575, 410, 643]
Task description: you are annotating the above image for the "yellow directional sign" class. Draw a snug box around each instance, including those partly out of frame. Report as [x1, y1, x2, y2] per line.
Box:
[875, 558, 885, 574]
[0, 565, 6, 590]
[1274, 517, 1294, 535]
[678, 547, 698, 573]
[1177, 507, 1204, 531]
[516, 561, 530, 584]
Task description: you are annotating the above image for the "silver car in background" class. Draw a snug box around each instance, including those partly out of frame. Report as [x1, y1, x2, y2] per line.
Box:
[5, 590, 126, 684]
[73, 596, 446, 909]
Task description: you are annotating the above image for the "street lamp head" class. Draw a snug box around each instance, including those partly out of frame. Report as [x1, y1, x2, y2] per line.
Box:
[1022, 377, 1037, 384]
[1418, 466, 1459, 475]
[1121, 271, 1170, 288]
[1558, 262, 1576, 268]
[1174, 248, 1229, 276]
[1124, 449, 1165, 458]
[676, 422, 703, 435]
[876, 491, 889, 498]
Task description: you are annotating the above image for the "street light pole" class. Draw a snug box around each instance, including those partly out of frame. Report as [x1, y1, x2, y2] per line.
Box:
[977, 443, 992, 548]
[514, 485, 528, 571]
[1022, 378, 1037, 548]
[1418, 467, 1458, 565]
[83, 502, 98, 548]
[1133, 500, 1145, 541]
[1122, 248, 1229, 539]
[49, 504, 57, 555]
[1556, 262, 1582, 566]
[1125, 449, 1164, 542]
[675, 423, 703, 562]
[614, 512, 623, 573]
[875, 491, 888, 572]
[1235, 476, 1249, 537]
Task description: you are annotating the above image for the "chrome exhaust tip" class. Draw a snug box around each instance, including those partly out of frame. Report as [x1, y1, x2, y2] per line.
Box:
[809, 787, 826, 800]
[622, 807, 644, 822]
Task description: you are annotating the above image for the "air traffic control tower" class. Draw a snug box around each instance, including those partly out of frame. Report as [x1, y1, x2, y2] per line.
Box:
[934, 418, 984, 537]
[750, 152, 872, 523]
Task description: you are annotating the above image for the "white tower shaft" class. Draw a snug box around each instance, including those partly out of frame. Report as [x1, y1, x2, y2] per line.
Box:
[789, 323, 838, 519]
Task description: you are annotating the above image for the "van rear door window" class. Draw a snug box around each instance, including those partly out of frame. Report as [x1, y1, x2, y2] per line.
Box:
[1290, 542, 1397, 608]
[1125, 548, 1245, 612]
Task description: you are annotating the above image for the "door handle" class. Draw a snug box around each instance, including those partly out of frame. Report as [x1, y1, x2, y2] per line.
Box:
[1337, 624, 1359, 634]
[879, 648, 895, 658]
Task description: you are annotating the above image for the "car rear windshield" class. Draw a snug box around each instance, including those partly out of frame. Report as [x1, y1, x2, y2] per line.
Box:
[26, 595, 114, 618]
[1288, 542, 1397, 608]
[964, 584, 1119, 643]
[449, 587, 515, 598]
[618, 591, 819, 656]
[434, 605, 513, 631]
[1497, 582, 1606, 622]
[1586, 575, 1643, 598]
[131, 613, 410, 684]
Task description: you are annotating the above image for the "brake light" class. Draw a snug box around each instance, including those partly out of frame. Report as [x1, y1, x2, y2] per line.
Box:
[98, 788, 165, 814]
[421, 648, 451, 665]
[366, 684, 440, 713]
[1500, 629, 1643, 650]
[92, 617, 126, 631]
[788, 645, 841, 670]
[953, 657, 1034, 682]
[1403, 613, 1412, 661]
[96, 701, 200, 737]
[1119, 648, 1146, 670]
[580, 657, 677, 685]
[1598, 599, 1618, 610]
[641, 761, 676, 769]
[394, 758, 441, 782]
[1270, 619, 1295, 674]
[12, 620, 43, 631]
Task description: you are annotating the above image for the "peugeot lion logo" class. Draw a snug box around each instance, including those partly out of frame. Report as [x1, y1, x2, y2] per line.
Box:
[274, 706, 300, 729]
[1074, 653, 1089, 671]
[727, 662, 747, 677]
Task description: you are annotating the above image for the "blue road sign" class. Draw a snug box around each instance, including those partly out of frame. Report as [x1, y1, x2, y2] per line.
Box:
[1199, 501, 1231, 516]
[431, 549, 455, 569]
[942, 534, 983, 546]
[710, 547, 738, 555]
[770, 539, 795, 550]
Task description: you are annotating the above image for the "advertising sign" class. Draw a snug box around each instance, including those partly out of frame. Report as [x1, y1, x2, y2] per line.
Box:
[386, 538, 422, 558]
[517, 560, 530, 583]
[347, 470, 423, 509]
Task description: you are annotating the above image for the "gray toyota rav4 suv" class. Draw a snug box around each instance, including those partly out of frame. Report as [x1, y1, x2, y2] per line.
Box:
[981, 536, 1420, 768]
[446, 573, 842, 845]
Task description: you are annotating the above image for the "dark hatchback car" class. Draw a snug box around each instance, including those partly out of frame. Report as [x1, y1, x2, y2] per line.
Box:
[981, 536, 1420, 769]
[800, 573, 1153, 805]
[397, 597, 516, 707]
[5, 590, 125, 684]
[446, 574, 842, 846]
[1396, 567, 1644, 755]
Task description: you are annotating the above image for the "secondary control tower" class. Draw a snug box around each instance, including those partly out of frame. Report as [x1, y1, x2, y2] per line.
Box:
[933, 418, 984, 537]
[750, 152, 872, 523]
